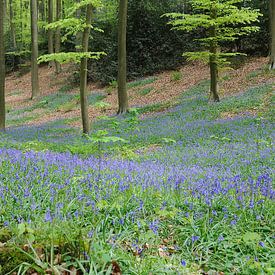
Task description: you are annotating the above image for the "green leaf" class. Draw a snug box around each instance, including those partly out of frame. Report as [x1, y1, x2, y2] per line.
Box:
[243, 232, 261, 244]
[18, 223, 26, 236]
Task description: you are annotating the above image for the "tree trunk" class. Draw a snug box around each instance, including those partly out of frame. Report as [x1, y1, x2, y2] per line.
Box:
[0, 0, 6, 130]
[75, 0, 82, 51]
[9, 0, 18, 69]
[20, 0, 23, 49]
[79, 4, 93, 134]
[55, 0, 61, 74]
[9, 0, 16, 50]
[48, 0, 54, 67]
[30, 0, 39, 99]
[269, 0, 275, 69]
[209, 1, 220, 102]
[40, 0, 46, 21]
[117, 0, 129, 114]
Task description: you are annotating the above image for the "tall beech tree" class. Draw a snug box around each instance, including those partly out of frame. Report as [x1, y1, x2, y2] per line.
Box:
[117, 0, 129, 114]
[30, 0, 39, 98]
[48, 0, 54, 67]
[38, 0, 105, 134]
[270, 0, 275, 69]
[80, 3, 93, 134]
[165, 0, 261, 102]
[9, 0, 17, 68]
[0, 0, 5, 130]
[55, 0, 62, 73]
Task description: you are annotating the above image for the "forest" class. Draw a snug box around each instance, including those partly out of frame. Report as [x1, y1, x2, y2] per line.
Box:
[0, 0, 274, 274]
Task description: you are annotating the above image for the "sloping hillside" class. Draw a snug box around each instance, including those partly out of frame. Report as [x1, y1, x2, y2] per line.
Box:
[5, 57, 274, 128]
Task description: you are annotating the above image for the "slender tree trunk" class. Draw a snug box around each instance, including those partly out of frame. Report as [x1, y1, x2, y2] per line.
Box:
[269, 0, 275, 69]
[39, 0, 45, 21]
[209, 1, 220, 102]
[48, 0, 54, 67]
[117, 0, 129, 114]
[30, 0, 39, 98]
[9, 0, 16, 50]
[55, 0, 61, 74]
[75, 0, 82, 51]
[0, 0, 6, 130]
[9, 0, 17, 69]
[80, 4, 93, 134]
[20, 0, 23, 49]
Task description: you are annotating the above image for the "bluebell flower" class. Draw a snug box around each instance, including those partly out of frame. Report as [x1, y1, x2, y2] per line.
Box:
[191, 235, 199, 242]
[259, 241, 264, 248]
[45, 209, 52, 223]
[181, 260, 186, 267]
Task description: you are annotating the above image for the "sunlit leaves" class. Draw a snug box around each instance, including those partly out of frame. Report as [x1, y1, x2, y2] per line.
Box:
[38, 52, 106, 64]
[164, 0, 262, 66]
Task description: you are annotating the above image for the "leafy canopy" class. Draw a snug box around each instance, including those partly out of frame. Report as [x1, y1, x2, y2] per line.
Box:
[38, 0, 105, 64]
[164, 0, 262, 64]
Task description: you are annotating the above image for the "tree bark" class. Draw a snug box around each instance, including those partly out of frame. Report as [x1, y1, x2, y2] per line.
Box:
[30, 0, 39, 99]
[80, 4, 93, 134]
[9, 0, 18, 69]
[9, 0, 16, 50]
[47, 0, 54, 67]
[55, 0, 61, 74]
[269, 0, 275, 69]
[117, 0, 129, 114]
[75, 0, 82, 51]
[0, 0, 6, 130]
[209, 1, 220, 102]
[39, 0, 45, 21]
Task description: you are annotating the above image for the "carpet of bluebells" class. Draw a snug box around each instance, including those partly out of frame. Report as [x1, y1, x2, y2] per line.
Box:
[0, 82, 274, 274]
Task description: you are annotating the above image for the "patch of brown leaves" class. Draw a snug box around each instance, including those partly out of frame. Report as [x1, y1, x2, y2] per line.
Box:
[5, 57, 274, 128]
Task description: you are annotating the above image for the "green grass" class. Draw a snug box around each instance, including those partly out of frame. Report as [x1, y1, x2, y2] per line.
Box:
[127, 77, 157, 89]
[137, 101, 176, 114]
[138, 87, 154, 96]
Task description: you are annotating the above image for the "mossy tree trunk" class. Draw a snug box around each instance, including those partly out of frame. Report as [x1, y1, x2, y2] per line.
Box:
[270, 0, 275, 69]
[117, 0, 129, 114]
[30, 0, 39, 99]
[55, 0, 61, 74]
[80, 4, 93, 134]
[47, 0, 54, 67]
[209, 1, 220, 102]
[0, 0, 5, 130]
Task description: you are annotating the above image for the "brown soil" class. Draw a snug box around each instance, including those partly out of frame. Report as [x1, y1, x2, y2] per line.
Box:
[5, 57, 274, 128]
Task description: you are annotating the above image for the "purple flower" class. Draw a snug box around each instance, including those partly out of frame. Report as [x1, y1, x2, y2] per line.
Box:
[191, 235, 199, 242]
[218, 235, 224, 242]
[181, 260, 186, 267]
[44, 209, 52, 223]
[88, 230, 94, 238]
[149, 220, 159, 235]
[259, 241, 264, 248]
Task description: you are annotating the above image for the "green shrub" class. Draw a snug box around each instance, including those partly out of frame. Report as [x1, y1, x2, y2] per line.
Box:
[170, 71, 182, 82]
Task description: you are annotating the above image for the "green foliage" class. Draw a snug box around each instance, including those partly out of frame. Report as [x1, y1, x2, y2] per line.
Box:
[38, 52, 106, 64]
[170, 70, 182, 81]
[138, 87, 153, 96]
[68, 0, 103, 14]
[45, 18, 103, 43]
[88, 0, 197, 84]
[138, 101, 176, 114]
[127, 77, 157, 89]
[86, 130, 127, 144]
[165, 0, 262, 66]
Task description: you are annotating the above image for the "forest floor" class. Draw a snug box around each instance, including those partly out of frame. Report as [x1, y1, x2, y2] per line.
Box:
[0, 57, 274, 274]
[5, 56, 275, 128]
